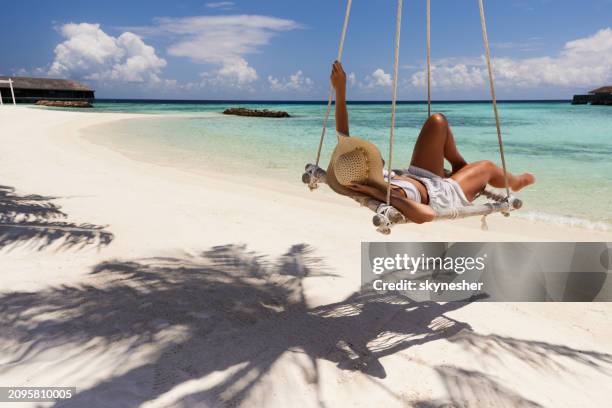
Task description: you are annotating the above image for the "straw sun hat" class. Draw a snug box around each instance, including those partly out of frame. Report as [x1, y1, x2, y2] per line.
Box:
[327, 134, 387, 197]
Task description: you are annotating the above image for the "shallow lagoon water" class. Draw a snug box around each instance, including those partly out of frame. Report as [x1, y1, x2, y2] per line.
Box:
[87, 101, 612, 228]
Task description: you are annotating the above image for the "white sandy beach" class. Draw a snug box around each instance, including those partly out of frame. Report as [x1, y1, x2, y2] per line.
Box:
[1, 106, 611, 407]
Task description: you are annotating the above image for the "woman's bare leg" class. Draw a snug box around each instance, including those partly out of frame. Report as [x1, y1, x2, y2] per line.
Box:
[451, 160, 535, 201]
[444, 125, 469, 174]
[410, 113, 468, 177]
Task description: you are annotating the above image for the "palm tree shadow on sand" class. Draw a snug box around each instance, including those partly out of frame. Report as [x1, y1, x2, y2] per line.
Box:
[1, 244, 611, 407]
[0, 185, 113, 251]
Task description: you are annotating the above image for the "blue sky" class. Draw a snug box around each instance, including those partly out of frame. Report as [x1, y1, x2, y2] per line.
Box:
[1, 0, 611, 100]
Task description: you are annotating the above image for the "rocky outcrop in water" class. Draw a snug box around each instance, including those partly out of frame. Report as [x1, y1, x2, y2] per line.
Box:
[223, 107, 290, 118]
[35, 100, 93, 108]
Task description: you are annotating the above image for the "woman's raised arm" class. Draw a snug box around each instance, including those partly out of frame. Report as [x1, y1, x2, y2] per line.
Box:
[331, 61, 349, 136]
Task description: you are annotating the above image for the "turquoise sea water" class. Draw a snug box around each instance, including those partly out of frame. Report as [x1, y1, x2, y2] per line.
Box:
[85, 101, 612, 228]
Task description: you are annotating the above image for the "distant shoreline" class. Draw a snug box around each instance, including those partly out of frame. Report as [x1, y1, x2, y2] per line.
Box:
[93, 98, 572, 105]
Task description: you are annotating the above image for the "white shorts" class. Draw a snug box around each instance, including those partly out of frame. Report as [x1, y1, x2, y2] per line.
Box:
[397, 166, 471, 210]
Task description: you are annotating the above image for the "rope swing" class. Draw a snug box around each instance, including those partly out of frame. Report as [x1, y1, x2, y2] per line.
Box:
[385, 0, 403, 206]
[477, 0, 511, 201]
[313, 0, 353, 170]
[303, 0, 523, 235]
[426, 0, 432, 117]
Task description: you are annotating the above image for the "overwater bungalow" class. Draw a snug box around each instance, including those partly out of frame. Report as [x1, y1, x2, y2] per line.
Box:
[0, 76, 94, 104]
[572, 86, 612, 105]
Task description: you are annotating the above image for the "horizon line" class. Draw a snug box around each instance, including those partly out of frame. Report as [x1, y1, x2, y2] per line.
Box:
[94, 98, 571, 104]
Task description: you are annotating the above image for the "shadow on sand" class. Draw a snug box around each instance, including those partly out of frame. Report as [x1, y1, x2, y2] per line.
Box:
[1, 244, 610, 407]
[0, 185, 113, 251]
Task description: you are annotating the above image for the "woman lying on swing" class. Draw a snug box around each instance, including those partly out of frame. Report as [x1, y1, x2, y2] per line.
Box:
[327, 61, 535, 224]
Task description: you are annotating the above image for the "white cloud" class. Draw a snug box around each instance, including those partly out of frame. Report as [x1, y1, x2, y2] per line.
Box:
[347, 72, 357, 86]
[48, 23, 166, 83]
[217, 58, 258, 84]
[14, 67, 47, 77]
[267, 70, 313, 92]
[410, 63, 486, 89]
[131, 15, 301, 87]
[362, 68, 392, 88]
[200, 58, 258, 88]
[410, 28, 612, 90]
[205, 1, 235, 10]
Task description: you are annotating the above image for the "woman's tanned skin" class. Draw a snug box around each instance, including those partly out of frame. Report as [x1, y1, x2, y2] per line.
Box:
[329, 61, 535, 224]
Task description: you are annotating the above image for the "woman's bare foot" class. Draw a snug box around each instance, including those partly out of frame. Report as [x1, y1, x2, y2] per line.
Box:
[510, 173, 535, 192]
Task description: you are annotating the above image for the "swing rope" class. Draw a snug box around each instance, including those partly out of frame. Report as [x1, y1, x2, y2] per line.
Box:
[426, 0, 431, 117]
[314, 0, 353, 167]
[478, 0, 511, 201]
[385, 0, 404, 206]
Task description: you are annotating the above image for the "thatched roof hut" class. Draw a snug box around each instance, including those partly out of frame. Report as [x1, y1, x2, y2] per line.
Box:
[589, 86, 612, 95]
[0, 76, 94, 103]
